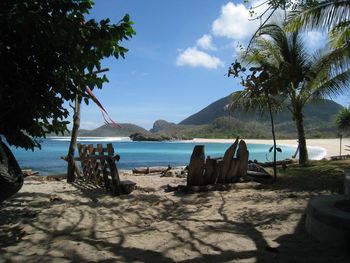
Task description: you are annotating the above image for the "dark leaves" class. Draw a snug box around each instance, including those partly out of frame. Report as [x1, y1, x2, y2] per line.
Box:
[0, 0, 135, 149]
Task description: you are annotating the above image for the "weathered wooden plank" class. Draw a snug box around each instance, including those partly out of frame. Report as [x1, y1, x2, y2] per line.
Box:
[236, 140, 249, 180]
[220, 137, 239, 183]
[107, 143, 114, 156]
[187, 145, 205, 186]
[204, 158, 221, 184]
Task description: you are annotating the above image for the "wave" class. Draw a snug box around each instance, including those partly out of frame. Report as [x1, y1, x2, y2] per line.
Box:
[308, 146, 327, 160]
[275, 143, 327, 160]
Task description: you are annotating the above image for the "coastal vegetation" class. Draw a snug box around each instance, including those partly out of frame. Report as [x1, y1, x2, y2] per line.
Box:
[0, 0, 134, 194]
[75, 97, 342, 140]
[227, 0, 350, 166]
[0, 0, 134, 150]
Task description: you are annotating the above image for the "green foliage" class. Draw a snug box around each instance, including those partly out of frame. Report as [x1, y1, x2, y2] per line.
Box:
[0, 0, 135, 149]
[336, 107, 350, 131]
[286, 0, 350, 85]
[231, 21, 350, 164]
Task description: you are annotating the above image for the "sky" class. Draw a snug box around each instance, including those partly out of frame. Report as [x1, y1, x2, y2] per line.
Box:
[77, 0, 350, 130]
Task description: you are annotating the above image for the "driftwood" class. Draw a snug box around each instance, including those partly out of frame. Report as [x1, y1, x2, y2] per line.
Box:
[132, 166, 171, 175]
[204, 158, 221, 184]
[235, 140, 249, 180]
[330, 155, 350, 161]
[22, 169, 40, 177]
[221, 138, 239, 183]
[187, 145, 206, 186]
[187, 138, 249, 187]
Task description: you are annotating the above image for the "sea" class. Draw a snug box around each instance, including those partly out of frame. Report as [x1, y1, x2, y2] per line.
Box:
[9, 137, 326, 175]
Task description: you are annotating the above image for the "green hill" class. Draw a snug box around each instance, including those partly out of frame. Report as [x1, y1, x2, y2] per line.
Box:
[65, 95, 343, 139]
[179, 94, 342, 126]
[79, 123, 150, 137]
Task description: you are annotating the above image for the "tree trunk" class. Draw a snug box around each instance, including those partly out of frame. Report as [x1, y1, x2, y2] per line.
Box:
[266, 93, 277, 181]
[0, 139, 24, 202]
[67, 95, 81, 183]
[295, 110, 308, 165]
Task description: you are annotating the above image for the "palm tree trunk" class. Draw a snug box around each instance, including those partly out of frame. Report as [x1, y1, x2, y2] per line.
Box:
[67, 94, 81, 183]
[295, 110, 308, 165]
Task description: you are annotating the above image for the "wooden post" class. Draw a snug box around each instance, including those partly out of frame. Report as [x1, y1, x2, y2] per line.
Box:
[107, 143, 121, 195]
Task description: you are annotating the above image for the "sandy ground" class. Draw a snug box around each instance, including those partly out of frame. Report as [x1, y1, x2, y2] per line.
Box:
[193, 138, 350, 159]
[1, 173, 349, 263]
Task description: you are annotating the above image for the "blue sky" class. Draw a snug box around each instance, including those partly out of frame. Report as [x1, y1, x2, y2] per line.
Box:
[78, 0, 349, 130]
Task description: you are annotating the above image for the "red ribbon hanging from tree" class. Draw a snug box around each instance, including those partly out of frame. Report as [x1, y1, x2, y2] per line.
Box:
[85, 87, 121, 128]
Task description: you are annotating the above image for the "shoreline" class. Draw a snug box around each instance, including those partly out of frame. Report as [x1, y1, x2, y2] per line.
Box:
[28, 137, 348, 175]
[193, 138, 349, 159]
[49, 136, 349, 160]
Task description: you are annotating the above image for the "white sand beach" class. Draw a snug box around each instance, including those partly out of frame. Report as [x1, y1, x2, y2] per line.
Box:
[1, 138, 350, 262]
[193, 138, 350, 159]
[1, 172, 349, 263]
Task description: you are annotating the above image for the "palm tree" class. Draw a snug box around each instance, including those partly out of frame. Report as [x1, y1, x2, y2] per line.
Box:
[229, 69, 282, 179]
[287, 1, 350, 77]
[240, 23, 350, 165]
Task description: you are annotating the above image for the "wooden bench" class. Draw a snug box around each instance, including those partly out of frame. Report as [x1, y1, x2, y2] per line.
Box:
[77, 143, 136, 195]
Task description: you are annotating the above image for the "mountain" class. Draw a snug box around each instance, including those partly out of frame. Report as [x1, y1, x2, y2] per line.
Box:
[78, 123, 150, 137]
[179, 96, 231, 125]
[58, 95, 343, 139]
[179, 94, 343, 126]
[150, 120, 177, 133]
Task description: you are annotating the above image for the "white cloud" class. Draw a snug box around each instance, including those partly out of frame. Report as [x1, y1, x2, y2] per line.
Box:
[212, 2, 259, 40]
[176, 47, 223, 69]
[305, 31, 327, 50]
[307, 31, 323, 42]
[196, 34, 216, 50]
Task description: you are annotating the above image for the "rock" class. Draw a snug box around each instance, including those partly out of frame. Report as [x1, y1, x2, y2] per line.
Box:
[150, 120, 176, 133]
[120, 180, 137, 194]
[129, 133, 166, 141]
[49, 195, 62, 202]
[164, 170, 176, 177]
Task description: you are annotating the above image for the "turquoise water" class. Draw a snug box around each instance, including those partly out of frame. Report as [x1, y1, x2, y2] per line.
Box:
[9, 137, 325, 175]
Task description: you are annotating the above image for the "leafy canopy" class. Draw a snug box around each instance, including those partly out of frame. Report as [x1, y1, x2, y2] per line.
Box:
[336, 107, 350, 131]
[0, 0, 135, 149]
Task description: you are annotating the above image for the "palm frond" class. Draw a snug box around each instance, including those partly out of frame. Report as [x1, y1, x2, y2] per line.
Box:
[312, 68, 350, 99]
[329, 20, 350, 48]
[229, 90, 283, 116]
[286, 0, 350, 32]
